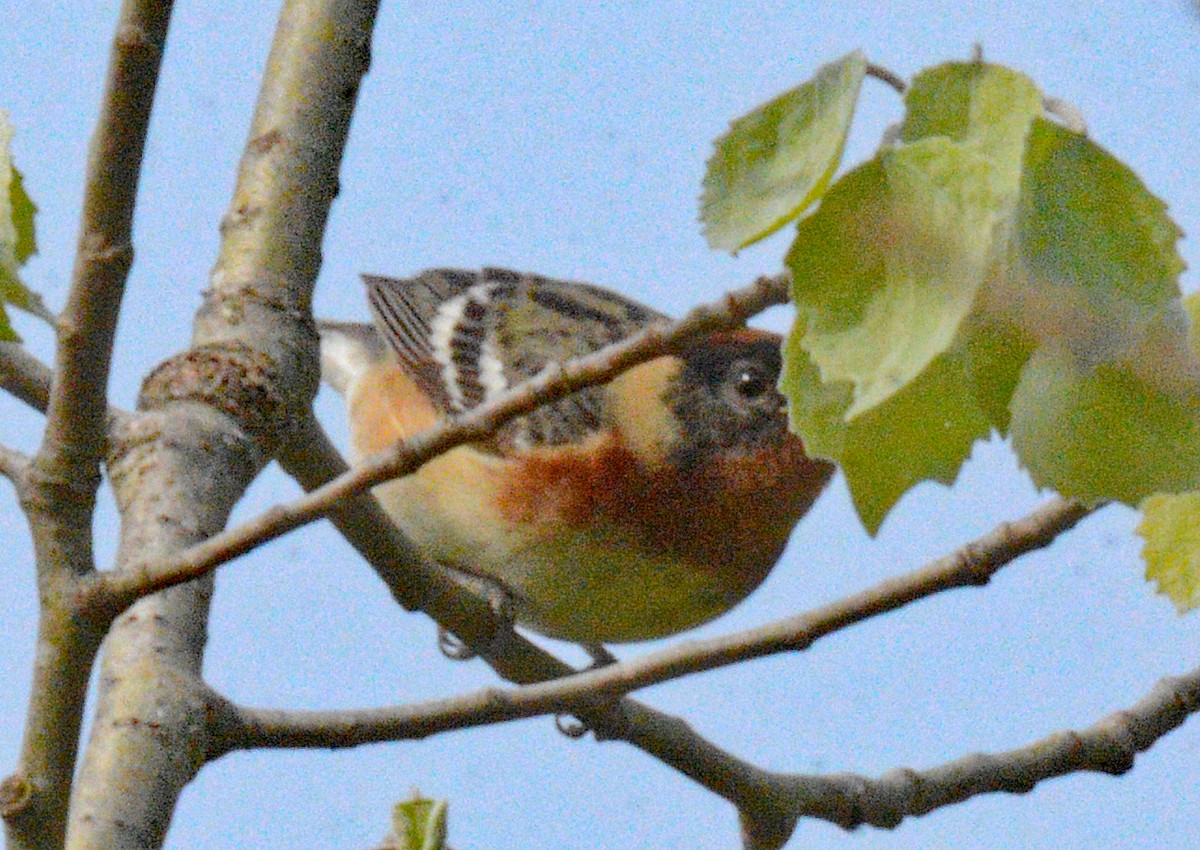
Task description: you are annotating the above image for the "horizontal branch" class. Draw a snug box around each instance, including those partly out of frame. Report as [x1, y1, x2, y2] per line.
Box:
[88, 272, 791, 613]
[212, 498, 1091, 750]
[205, 497, 1200, 845]
[762, 662, 1200, 831]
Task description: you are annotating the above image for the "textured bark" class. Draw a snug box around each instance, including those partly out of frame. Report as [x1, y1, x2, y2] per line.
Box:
[61, 0, 380, 847]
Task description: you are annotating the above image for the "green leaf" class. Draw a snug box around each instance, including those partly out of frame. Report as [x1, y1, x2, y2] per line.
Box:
[996, 121, 1193, 504]
[391, 796, 448, 850]
[1132, 295, 1200, 613]
[788, 139, 1004, 419]
[1185, 290, 1200, 357]
[779, 57, 1193, 523]
[1139, 492, 1200, 612]
[981, 120, 1185, 361]
[903, 62, 1045, 172]
[786, 63, 1043, 420]
[1009, 342, 1200, 505]
[10, 167, 36, 265]
[781, 61, 1044, 528]
[701, 50, 867, 252]
[0, 111, 44, 341]
[785, 323, 991, 532]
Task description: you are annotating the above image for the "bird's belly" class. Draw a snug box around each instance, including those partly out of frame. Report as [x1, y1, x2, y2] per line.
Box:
[492, 530, 748, 643]
[369, 451, 755, 643]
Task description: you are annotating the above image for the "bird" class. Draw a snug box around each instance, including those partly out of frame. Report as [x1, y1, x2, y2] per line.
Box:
[320, 267, 834, 644]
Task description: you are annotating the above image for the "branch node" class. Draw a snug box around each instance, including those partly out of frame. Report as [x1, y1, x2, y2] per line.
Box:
[0, 772, 33, 820]
[138, 342, 289, 452]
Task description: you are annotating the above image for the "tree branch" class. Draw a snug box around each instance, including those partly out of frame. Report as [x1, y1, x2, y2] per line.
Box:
[0, 342, 52, 413]
[35, 0, 171, 509]
[3, 3, 173, 848]
[0, 444, 30, 484]
[215, 660, 1200, 846]
[91, 272, 791, 613]
[63, 1, 381, 847]
[754, 663, 1200, 833]
[208, 497, 1087, 734]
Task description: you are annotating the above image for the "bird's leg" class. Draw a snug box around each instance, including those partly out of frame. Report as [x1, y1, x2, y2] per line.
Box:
[435, 563, 522, 661]
[582, 643, 617, 668]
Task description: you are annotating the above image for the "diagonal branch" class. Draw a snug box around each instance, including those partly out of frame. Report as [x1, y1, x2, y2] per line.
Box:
[0, 342, 53, 413]
[212, 498, 1091, 750]
[0, 443, 30, 484]
[89, 272, 791, 613]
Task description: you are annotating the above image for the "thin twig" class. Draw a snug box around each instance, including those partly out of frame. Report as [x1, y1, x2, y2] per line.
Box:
[0, 342, 53, 413]
[92, 273, 792, 611]
[0, 444, 30, 484]
[867, 62, 907, 94]
[213, 498, 1092, 750]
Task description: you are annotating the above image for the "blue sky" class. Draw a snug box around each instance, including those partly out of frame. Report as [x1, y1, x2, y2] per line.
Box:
[3, 2, 1200, 848]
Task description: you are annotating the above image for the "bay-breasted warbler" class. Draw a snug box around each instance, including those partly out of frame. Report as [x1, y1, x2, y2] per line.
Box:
[320, 267, 833, 643]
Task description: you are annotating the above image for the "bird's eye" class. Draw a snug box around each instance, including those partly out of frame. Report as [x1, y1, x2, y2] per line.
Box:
[732, 363, 772, 400]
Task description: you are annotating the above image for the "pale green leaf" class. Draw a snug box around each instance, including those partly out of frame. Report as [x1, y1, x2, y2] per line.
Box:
[786, 62, 1044, 422]
[391, 796, 448, 850]
[903, 62, 1044, 176]
[780, 61, 1050, 527]
[1138, 492, 1200, 613]
[702, 50, 867, 252]
[0, 111, 45, 340]
[1009, 343, 1200, 505]
[786, 319, 991, 532]
[788, 139, 1002, 419]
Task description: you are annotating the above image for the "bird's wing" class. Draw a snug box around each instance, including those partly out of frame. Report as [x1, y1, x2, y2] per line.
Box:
[365, 267, 667, 449]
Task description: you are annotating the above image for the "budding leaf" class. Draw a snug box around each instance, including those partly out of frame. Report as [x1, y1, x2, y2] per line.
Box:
[0, 111, 43, 341]
[391, 796, 448, 850]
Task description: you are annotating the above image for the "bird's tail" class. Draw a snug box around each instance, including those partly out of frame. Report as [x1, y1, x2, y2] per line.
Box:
[317, 320, 386, 397]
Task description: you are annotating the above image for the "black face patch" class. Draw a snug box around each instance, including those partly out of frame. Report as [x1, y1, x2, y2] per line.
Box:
[668, 336, 788, 471]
